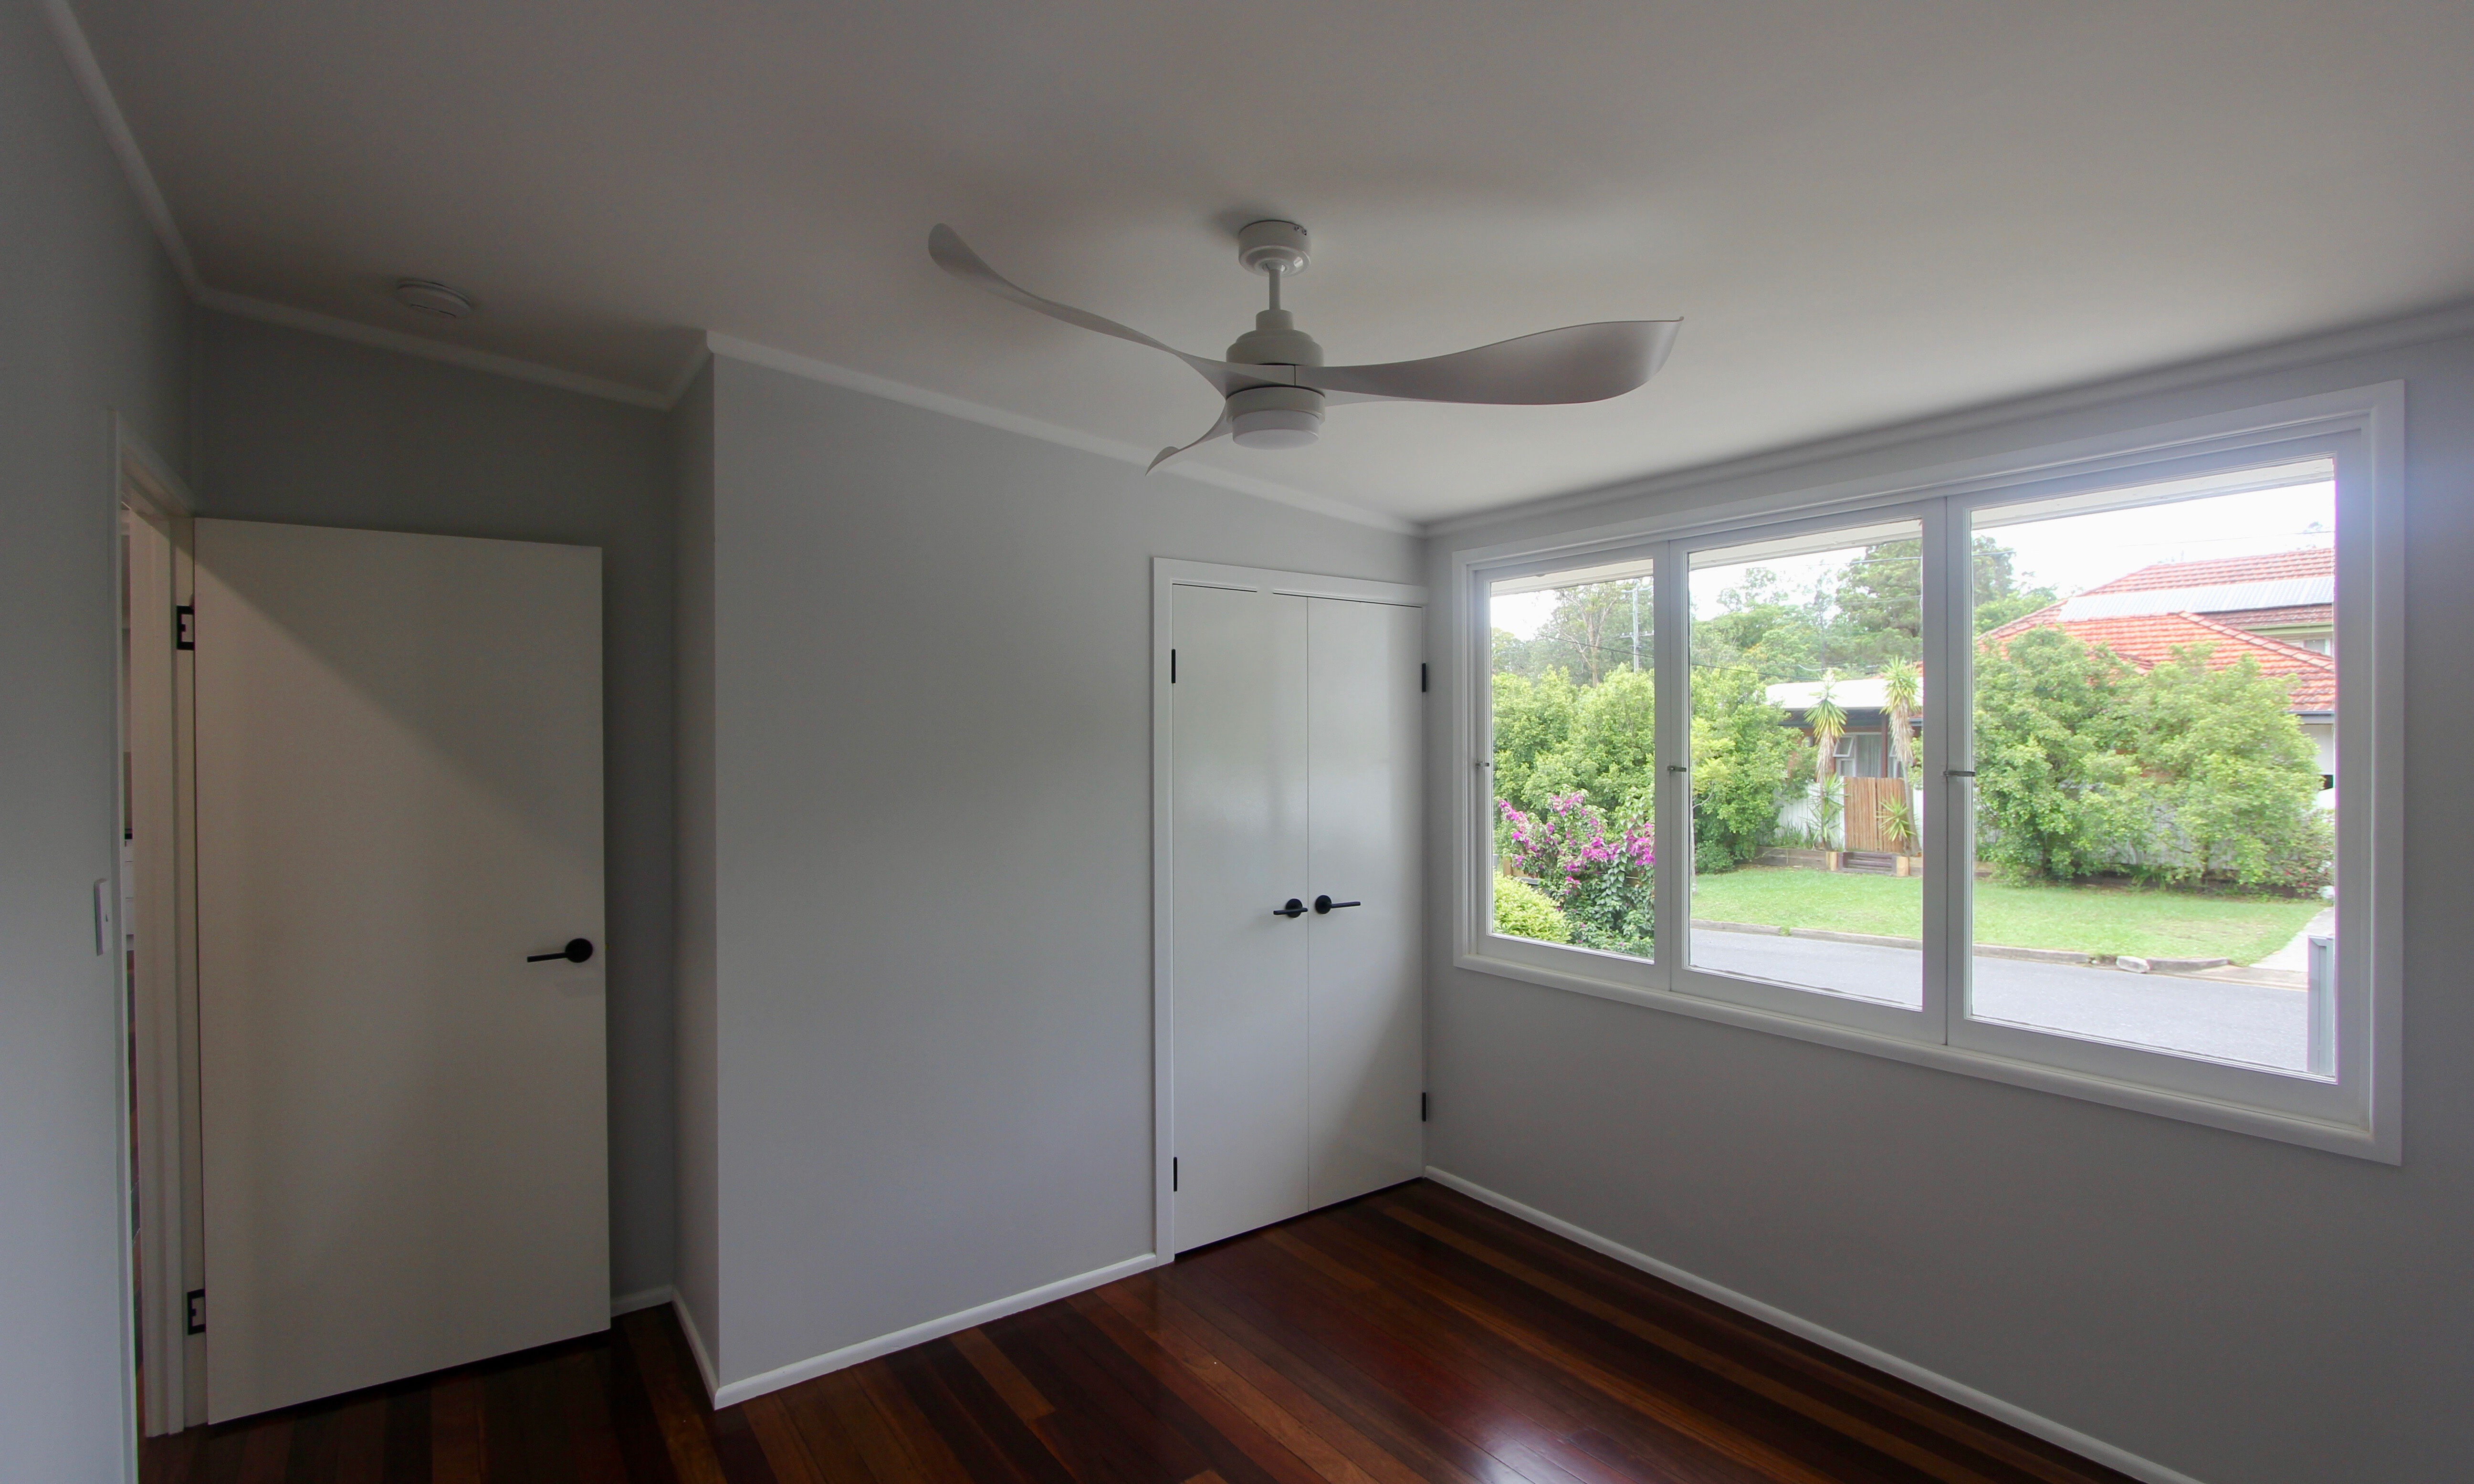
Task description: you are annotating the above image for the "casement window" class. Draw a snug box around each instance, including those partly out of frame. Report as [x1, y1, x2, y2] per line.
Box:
[1456, 387, 2401, 1158]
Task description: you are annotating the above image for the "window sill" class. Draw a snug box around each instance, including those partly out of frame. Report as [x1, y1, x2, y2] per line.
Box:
[1453, 945, 2392, 1162]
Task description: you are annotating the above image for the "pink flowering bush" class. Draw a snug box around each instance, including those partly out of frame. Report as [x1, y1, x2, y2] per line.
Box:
[1497, 793, 1656, 954]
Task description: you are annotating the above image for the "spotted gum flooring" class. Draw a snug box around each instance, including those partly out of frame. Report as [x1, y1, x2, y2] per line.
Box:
[142, 1179, 2136, 1484]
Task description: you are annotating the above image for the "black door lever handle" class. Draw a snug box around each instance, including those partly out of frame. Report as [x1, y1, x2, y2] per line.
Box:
[1272, 899, 1306, 919]
[1313, 896, 1361, 914]
[529, 938, 595, 963]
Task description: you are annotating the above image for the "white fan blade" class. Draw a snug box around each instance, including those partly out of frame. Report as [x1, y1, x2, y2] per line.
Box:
[1297, 319, 1680, 405]
[931, 226, 1290, 397]
[1147, 408, 1234, 472]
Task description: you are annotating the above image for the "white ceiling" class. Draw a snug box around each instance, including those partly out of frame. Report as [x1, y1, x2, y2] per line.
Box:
[70, 0, 2474, 524]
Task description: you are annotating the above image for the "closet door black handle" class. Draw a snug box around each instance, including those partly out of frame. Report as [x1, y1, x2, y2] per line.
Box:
[1313, 896, 1361, 914]
[1272, 899, 1307, 919]
[528, 938, 595, 963]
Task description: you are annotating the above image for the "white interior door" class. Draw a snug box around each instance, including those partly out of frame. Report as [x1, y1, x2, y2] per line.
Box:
[194, 519, 608, 1422]
[1170, 583, 1309, 1252]
[1168, 571, 1422, 1254]
[1305, 596, 1425, 1207]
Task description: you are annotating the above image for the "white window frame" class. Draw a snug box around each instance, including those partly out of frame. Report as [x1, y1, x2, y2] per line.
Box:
[1452, 384, 2403, 1161]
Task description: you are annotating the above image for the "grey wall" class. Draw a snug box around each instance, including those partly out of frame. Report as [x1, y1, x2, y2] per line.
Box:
[1424, 326, 2474, 1484]
[0, 1, 193, 1477]
[680, 353, 1419, 1383]
[192, 311, 679, 1300]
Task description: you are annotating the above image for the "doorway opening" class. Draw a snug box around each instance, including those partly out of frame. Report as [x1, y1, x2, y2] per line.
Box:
[116, 430, 206, 1440]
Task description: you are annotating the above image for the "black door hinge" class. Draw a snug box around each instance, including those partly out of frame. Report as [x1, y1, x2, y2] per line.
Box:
[1420, 662, 1428, 693]
[185, 1288, 205, 1335]
[175, 606, 195, 651]
[1172, 1156, 1179, 1191]
[1421, 1092, 1429, 1122]
[1170, 649, 1176, 683]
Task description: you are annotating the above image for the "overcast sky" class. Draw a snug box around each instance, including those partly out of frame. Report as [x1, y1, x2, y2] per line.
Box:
[1491, 483, 2336, 640]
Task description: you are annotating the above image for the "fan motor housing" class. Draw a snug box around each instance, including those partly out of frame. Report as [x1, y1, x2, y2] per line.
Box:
[1227, 385, 1325, 449]
[1226, 309, 1323, 368]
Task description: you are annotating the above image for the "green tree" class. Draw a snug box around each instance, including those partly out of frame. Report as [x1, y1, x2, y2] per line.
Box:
[1969, 537, 2058, 633]
[1972, 628, 2145, 880]
[1693, 566, 1831, 682]
[1840, 534, 2056, 638]
[2116, 646, 2329, 887]
[1520, 666, 1656, 815]
[1975, 630, 2331, 887]
[1974, 588, 2058, 634]
[1526, 581, 1651, 684]
[1689, 665, 1805, 870]
[1489, 668, 1578, 813]
[1827, 543, 1922, 675]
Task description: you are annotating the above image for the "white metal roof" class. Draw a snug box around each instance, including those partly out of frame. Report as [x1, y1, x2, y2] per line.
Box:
[1766, 677, 1921, 711]
[2057, 576, 2333, 622]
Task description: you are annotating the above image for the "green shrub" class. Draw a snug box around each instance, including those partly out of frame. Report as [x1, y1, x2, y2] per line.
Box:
[1492, 876, 1572, 943]
[1974, 628, 2330, 889]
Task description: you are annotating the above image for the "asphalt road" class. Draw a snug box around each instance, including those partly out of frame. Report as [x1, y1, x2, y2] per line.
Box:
[1689, 930, 2307, 1072]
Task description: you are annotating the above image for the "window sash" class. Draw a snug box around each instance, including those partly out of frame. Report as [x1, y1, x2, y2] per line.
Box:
[1457, 402, 2395, 1158]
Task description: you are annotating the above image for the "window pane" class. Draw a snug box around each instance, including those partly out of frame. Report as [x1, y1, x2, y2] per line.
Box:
[1967, 473, 2337, 1075]
[1688, 519, 1924, 1010]
[1488, 561, 1656, 962]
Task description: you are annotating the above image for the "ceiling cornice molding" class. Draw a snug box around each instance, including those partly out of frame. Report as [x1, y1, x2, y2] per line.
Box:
[49, 0, 691, 412]
[42, 0, 199, 293]
[1429, 295, 2474, 538]
[704, 333, 1416, 535]
[200, 289, 672, 409]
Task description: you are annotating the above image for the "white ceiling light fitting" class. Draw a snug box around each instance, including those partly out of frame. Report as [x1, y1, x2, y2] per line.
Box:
[929, 220, 1681, 470]
[392, 278, 474, 318]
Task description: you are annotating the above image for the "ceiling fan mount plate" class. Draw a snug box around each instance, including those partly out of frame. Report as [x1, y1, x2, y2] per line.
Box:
[1236, 219, 1310, 278]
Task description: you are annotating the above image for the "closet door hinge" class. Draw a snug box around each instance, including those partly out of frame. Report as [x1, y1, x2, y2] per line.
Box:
[1171, 1157, 1178, 1191]
[1169, 648, 1176, 683]
[175, 605, 195, 651]
[1420, 662, 1427, 693]
[1420, 1092, 1429, 1122]
[185, 1288, 206, 1335]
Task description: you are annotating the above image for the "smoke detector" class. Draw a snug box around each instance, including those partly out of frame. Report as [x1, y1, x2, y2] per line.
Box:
[393, 279, 474, 319]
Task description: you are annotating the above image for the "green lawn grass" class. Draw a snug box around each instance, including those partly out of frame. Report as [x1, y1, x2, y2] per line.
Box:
[1688, 866, 2322, 963]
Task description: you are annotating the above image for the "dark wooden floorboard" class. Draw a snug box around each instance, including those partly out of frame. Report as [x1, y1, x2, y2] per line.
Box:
[144, 1181, 2143, 1484]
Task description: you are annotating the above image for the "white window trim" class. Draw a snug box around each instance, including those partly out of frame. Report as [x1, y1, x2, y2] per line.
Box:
[1451, 383, 2403, 1162]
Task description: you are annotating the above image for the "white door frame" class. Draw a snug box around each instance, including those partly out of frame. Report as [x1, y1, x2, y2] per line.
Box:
[1150, 559, 1427, 1259]
[115, 419, 207, 1437]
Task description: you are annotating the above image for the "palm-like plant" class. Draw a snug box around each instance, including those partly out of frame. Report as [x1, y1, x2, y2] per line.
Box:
[1882, 658, 1920, 778]
[1874, 791, 1916, 850]
[1806, 674, 1846, 785]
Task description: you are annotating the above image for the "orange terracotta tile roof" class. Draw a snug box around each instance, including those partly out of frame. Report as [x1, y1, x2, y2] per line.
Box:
[1982, 609, 2336, 712]
[2082, 546, 2332, 594]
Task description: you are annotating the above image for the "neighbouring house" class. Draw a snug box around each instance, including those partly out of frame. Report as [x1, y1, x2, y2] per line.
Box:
[1764, 675, 1921, 781]
[1979, 546, 2337, 789]
[1761, 677, 1926, 861]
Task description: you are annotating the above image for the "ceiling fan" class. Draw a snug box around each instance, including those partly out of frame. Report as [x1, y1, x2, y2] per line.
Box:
[929, 219, 1680, 471]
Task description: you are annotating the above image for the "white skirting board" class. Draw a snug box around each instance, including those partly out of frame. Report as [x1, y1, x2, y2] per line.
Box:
[669, 1252, 1167, 1409]
[1423, 1167, 2210, 1484]
[610, 1285, 676, 1317]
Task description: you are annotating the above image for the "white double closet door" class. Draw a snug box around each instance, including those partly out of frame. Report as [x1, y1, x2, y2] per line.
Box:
[1169, 573, 1423, 1253]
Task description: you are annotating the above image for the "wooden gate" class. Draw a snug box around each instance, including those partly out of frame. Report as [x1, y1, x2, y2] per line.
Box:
[1841, 775, 1916, 854]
